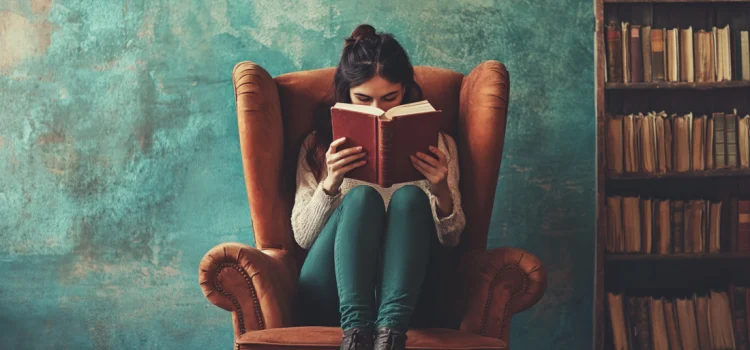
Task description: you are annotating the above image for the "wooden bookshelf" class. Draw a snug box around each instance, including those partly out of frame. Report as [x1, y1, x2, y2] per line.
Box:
[608, 167, 750, 179]
[606, 80, 750, 89]
[605, 0, 750, 3]
[606, 252, 750, 261]
[595, 0, 750, 349]
[606, 256, 750, 291]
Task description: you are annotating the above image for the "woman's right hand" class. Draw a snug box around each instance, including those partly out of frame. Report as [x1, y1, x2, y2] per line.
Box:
[322, 137, 367, 195]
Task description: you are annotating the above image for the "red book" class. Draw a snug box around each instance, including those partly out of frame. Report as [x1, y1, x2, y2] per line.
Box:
[630, 25, 644, 83]
[739, 200, 750, 253]
[331, 100, 443, 187]
[606, 22, 623, 83]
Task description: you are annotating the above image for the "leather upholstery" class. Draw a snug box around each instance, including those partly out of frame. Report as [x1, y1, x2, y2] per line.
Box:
[198, 61, 547, 349]
[199, 244, 298, 335]
[235, 327, 507, 350]
[457, 248, 547, 341]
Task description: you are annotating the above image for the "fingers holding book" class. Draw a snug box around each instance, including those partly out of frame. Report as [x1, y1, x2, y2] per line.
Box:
[328, 143, 365, 162]
[329, 150, 367, 170]
[323, 137, 367, 194]
[329, 136, 348, 153]
[410, 145, 449, 192]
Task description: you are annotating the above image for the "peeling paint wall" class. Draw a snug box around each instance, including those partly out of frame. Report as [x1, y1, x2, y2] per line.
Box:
[0, 0, 594, 348]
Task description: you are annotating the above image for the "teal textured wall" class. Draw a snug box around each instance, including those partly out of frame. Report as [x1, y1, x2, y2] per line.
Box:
[0, 0, 594, 349]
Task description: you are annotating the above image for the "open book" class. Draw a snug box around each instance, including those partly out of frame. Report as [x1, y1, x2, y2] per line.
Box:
[331, 100, 443, 187]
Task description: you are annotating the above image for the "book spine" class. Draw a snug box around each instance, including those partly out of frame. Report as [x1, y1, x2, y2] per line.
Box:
[642, 26, 653, 82]
[641, 198, 653, 253]
[378, 120, 393, 188]
[659, 199, 671, 254]
[732, 198, 740, 253]
[666, 29, 678, 82]
[630, 26, 644, 83]
[715, 113, 727, 169]
[635, 297, 652, 349]
[663, 300, 682, 350]
[692, 117, 704, 171]
[607, 115, 624, 174]
[673, 200, 684, 253]
[681, 27, 694, 83]
[684, 200, 694, 253]
[607, 293, 629, 350]
[739, 200, 750, 253]
[664, 114, 673, 170]
[626, 297, 642, 349]
[734, 286, 749, 350]
[711, 26, 723, 81]
[706, 116, 715, 169]
[740, 116, 750, 168]
[687, 28, 694, 83]
[607, 24, 624, 83]
[622, 22, 631, 83]
[732, 29, 742, 81]
[652, 29, 665, 82]
[742, 31, 750, 81]
[695, 31, 707, 83]
[727, 114, 738, 168]
[624, 115, 636, 172]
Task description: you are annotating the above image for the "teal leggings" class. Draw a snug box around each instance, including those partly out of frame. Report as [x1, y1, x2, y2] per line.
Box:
[297, 185, 443, 332]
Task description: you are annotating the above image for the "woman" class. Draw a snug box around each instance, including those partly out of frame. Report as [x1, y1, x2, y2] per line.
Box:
[291, 24, 466, 350]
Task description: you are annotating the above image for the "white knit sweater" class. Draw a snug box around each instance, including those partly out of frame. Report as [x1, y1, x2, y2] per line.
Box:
[291, 131, 466, 250]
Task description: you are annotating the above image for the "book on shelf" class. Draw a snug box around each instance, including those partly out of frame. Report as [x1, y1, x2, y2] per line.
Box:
[607, 290, 744, 350]
[605, 22, 749, 84]
[330, 100, 443, 188]
[605, 196, 750, 255]
[606, 110, 750, 176]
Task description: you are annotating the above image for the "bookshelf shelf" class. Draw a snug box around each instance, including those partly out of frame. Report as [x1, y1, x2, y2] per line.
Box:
[607, 168, 750, 180]
[606, 252, 750, 261]
[605, 81, 750, 90]
[604, 0, 750, 3]
[605, 255, 750, 290]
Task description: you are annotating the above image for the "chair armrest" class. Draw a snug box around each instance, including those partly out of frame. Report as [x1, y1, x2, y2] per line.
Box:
[233, 61, 294, 251]
[458, 248, 547, 346]
[458, 61, 510, 251]
[199, 243, 298, 337]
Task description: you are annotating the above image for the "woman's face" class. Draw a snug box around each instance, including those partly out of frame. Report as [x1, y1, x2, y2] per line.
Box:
[348, 75, 405, 112]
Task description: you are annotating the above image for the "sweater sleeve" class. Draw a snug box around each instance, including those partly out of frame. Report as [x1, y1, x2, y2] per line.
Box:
[427, 133, 466, 247]
[290, 133, 342, 250]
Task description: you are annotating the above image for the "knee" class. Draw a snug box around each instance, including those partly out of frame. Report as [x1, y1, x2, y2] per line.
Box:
[389, 185, 430, 214]
[342, 185, 384, 212]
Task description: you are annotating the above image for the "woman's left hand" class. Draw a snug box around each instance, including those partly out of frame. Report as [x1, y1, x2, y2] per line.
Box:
[410, 145, 450, 197]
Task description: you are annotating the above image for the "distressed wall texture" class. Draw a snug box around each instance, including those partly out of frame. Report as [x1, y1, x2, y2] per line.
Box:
[0, 0, 594, 349]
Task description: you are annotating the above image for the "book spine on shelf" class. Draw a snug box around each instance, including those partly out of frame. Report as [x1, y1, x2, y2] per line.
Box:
[607, 23, 623, 83]
[630, 26, 644, 83]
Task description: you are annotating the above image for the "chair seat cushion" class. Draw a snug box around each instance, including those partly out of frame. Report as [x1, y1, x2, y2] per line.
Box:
[236, 326, 507, 350]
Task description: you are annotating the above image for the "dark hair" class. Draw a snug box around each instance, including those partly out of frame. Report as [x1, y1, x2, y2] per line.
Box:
[303, 24, 424, 182]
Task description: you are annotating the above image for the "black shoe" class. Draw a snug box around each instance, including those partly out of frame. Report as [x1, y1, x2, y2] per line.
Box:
[373, 327, 407, 350]
[341, 327, 375, 350]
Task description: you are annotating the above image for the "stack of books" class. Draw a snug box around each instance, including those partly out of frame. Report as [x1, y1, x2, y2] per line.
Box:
[606, 22, 750, 83]
[606, 110, 750, 174]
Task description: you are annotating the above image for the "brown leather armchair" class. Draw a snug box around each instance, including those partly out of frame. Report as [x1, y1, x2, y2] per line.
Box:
[198, 60, 547, 350]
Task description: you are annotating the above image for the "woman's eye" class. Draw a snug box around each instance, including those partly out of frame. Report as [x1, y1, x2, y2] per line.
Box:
[357, 96, 396, 102]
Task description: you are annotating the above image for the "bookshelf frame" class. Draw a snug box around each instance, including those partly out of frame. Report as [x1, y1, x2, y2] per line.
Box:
[594, 0, 750, 349]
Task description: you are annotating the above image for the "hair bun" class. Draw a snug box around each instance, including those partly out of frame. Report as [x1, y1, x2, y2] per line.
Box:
[351, 24, 377, 41]
[345, 24, 377, 47]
